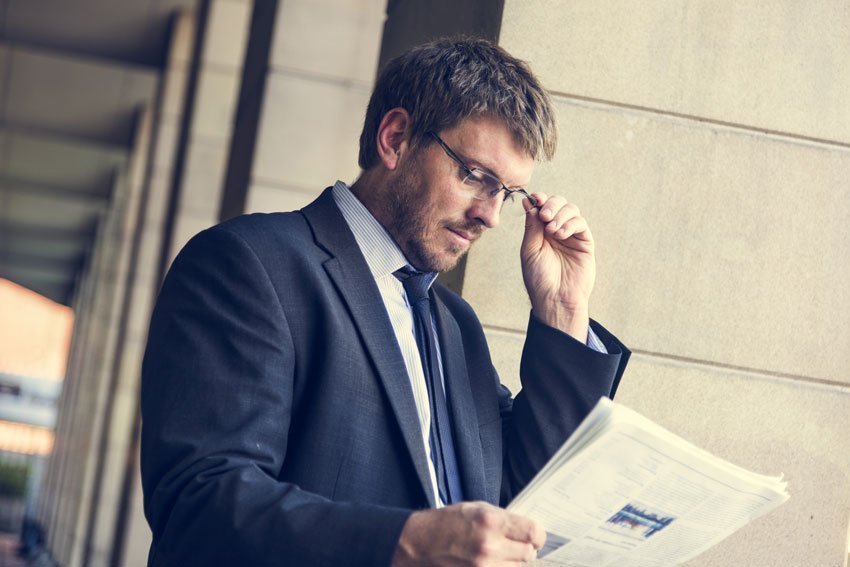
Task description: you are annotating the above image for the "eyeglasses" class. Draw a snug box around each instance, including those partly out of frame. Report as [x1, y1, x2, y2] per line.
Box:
[428, 132, 539, 207]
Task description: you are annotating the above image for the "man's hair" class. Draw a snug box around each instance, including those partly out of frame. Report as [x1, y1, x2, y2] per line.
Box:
[358, 37, 557, 170]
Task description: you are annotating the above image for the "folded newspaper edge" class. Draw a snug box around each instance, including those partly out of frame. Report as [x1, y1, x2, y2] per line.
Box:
[508, 397, 790, 566]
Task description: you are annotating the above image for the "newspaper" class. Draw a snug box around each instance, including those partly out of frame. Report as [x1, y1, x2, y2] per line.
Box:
[508, 397, 789, 566]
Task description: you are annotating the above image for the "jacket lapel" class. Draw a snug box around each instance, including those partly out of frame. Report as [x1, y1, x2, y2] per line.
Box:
[432, 293, 488, 503]
[301, 189, 436, 507]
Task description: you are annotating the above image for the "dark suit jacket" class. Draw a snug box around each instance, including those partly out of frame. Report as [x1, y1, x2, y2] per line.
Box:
[140, 188, 630, 566]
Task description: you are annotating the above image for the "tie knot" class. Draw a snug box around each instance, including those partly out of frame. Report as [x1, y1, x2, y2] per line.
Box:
[394, 267, 433, 303]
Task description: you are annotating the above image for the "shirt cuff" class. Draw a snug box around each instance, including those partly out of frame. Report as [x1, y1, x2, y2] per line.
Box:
[587, 326, 608, 354]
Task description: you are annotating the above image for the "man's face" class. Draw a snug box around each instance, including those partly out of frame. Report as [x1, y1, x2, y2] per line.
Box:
[382, 116, 535, 273]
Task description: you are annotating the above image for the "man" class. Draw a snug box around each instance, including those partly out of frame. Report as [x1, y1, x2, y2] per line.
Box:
[141, 38, 629, 566]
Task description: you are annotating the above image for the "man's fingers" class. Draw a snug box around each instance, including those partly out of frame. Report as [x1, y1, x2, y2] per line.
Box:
[544, 204, 581, 235]
[523, 192, 548, 213]
[502, 511, 546, 548]
[525, 193, 584, 235]
[556, 217, 592, 242]
[396, 504, 548, 566]
[461, 504, 545, 548]
[522, 195, 546, 248]
[537, 196, 569, 223]
[482, 539, 538, 563]
[472, 511, 543, 564]
[530, 520, 547, 550]
[525, 193, 593, 250]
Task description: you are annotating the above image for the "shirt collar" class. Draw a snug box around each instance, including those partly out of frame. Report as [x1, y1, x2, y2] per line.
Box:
[331, 181, 437, 288]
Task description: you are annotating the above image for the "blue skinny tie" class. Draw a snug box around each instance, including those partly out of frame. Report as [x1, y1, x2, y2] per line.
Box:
[394, 267, 464, 505]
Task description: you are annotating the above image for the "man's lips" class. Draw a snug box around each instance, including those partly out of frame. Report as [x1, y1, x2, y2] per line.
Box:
[446, 227, 482, 244]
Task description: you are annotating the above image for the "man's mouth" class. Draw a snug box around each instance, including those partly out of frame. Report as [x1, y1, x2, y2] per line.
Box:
[446, 226, 482, 246]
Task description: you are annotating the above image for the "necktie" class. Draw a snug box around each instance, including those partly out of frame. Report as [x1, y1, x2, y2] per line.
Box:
[394, 267, 464, 505]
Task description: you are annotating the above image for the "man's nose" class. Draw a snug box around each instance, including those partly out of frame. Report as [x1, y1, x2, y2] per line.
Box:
[468, 195, 501, 229]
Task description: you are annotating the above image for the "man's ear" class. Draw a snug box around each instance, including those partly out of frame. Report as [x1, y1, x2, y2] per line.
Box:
[376, 108, 411, 171]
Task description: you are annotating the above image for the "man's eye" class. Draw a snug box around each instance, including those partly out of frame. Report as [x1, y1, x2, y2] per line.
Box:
[463, 171, 487, 187]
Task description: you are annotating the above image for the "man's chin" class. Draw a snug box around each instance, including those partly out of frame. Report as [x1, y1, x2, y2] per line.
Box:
[408, 246, 467, 274]
[433, 246, 471, 273]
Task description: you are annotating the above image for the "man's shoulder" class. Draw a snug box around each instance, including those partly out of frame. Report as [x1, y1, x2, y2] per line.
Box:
[207, 210, 316, 253]
[174, 210, 322, 271]
[216, 210, 309, 239]
[205, 188, 338, 255]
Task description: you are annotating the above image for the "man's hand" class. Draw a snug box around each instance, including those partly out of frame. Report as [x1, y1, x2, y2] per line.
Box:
[520, 192, 595, 342]
[393, 501, 546, 566]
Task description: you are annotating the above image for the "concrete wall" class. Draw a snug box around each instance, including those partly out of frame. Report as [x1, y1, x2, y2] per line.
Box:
[37, 2, 254, 564]
[459, 2, 850, 565]
[243, 0, 386, 214]
[166, 0, 253, 262]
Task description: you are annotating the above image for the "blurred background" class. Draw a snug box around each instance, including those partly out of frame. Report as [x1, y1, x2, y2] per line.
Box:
[0, 0, 847, 565]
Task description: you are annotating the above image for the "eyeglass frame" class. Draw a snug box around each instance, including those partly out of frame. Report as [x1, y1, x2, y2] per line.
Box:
[427, 131, 539, 208]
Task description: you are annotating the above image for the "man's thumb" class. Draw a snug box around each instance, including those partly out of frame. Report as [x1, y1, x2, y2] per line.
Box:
[522, 203, 544, 253]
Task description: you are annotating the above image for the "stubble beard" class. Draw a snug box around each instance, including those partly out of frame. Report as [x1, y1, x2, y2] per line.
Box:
[384, 155, 475, 273]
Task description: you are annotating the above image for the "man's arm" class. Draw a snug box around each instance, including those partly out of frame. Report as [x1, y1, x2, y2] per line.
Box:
[501, 314, 629, 502]
[140, 226, 410, 566]
[503, 191, 630, 499]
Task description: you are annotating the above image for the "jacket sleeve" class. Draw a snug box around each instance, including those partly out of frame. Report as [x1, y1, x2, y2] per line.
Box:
[140, 226, 411, 566]
[499, 313, 630, 504]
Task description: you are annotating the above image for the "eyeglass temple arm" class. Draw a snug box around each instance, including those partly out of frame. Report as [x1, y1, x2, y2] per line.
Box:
[430, 131, 540, 208]
[514, 188, 540, 208]
[430, 132, 476, 176]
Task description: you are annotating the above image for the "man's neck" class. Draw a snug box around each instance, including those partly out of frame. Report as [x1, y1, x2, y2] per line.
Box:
[349, 172, 377, 208]
[349, 172, 395, 237]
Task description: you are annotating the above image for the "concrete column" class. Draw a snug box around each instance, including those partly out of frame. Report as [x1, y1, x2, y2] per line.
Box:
[81, 6, 209, 564]
[38, 231, 98, 557]
[165, 0, 253, 262]
[247, 0, 502, 287]
[114, 3, 253, 565]
[38, 6, 206, 565]
[47, 112, 153, 565]
[76, 107, 153, 567]
[458, 2, 850, 565]
[243, 0, 386, 214]
[50, 192, 119, 565]
[36, 259, 83, 527]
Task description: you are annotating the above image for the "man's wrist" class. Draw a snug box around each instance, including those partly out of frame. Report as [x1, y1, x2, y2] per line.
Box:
[392, 510, 425, 566]
[532, 303, 590, 343]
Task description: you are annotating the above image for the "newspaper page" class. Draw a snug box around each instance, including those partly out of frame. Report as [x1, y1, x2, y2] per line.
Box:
[508, 397, 789, 566]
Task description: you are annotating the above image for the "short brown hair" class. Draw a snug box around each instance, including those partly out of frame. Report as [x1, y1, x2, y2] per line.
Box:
[358, 37, 557, 170]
